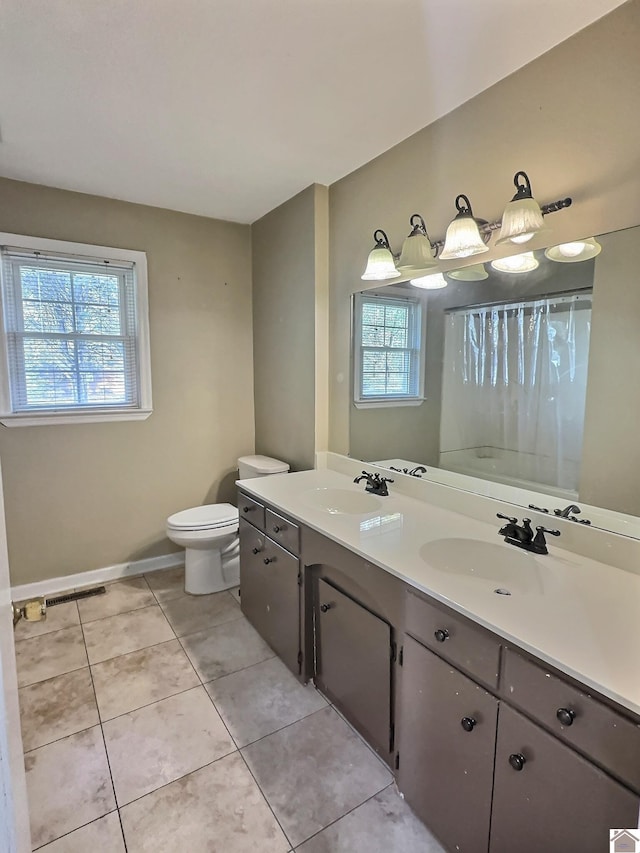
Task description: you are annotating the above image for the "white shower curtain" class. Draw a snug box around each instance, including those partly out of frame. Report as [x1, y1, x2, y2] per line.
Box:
[440, 292, 592, 492]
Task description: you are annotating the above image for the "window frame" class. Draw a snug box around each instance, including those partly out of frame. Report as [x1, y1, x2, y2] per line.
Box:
[0, 233, 152, 426]
[352, 287, 427, 409]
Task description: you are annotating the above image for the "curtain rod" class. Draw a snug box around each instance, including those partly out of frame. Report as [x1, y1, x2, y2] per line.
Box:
[444, 287, 593, 315]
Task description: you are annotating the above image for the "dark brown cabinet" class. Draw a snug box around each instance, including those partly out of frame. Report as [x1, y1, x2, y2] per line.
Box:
[398, 635, 498, 853]
[315, 578, 393, 759]
[490, 704, 639, 853]
[239, 515, 301, 676]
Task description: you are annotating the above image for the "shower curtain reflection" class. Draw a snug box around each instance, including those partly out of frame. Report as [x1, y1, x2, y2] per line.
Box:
[439, 290, 592, 496]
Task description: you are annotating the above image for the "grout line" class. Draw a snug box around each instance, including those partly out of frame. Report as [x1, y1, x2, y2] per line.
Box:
[30, 808, 121, 852]
[237, 750, 295, 848]
[329, 700, 395, 773]
[14, 620, 83, 647]
[78, 600, 164, 629]
[18, 662, 90, 693]
[164, 610, 245, 642]
[236, 705, 330, 752]
[78, 615, 129, 853]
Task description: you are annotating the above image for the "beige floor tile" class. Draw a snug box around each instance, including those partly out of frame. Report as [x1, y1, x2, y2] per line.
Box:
[296, 785, 445, 852]
[144, 566, 186, 603]
[160, 589, 242, 637]
[83, 605, 174, 664]
[103, 686, 235, 805]
[206, 656, 327, 747]
[242, 706, 392, 847]
[78, 577, 156, 623]
[15, 626, 88, 688]
[120, 752, 289, 853]
[25, 726, 115, 848]
[180, 616, 275, 682]
[91, 639, 199, 721]
[19, 668, 99, 752]
[14, 600, 79, 640]
[38, 812, 125, 852]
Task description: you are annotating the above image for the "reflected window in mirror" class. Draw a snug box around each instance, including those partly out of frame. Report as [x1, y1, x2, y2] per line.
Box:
[353, 289, 426, 407]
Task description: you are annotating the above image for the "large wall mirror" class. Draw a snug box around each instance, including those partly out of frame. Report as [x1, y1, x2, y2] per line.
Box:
[349, 223, 640, 538]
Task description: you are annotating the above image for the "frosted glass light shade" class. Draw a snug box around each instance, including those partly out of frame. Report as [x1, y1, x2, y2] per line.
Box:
[497, 197, 546, 245]
[398, 232, 437, 272]
[491, 252, 539, 274]
[440, 217, 489, 260]
[545, 238, 602, 263]
[361, 246, 400, 280]
[410, 272, 448, 289]
[448, 264, 489, 281]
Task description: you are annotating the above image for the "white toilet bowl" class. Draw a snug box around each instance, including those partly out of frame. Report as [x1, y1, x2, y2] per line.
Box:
[166, 504, 240, 595]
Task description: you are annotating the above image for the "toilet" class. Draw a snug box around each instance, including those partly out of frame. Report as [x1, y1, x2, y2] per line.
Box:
[166, 455, 290, 595]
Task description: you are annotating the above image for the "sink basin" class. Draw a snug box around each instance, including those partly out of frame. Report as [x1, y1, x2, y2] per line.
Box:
[301, 487, 383, 515]
[419, 538, 542, 595]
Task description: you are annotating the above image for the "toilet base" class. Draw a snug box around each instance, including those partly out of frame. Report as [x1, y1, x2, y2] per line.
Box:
[184, 547, 240, 595]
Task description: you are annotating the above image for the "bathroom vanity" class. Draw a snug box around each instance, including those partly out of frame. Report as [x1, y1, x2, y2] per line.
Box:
[237, 461, 640, 853]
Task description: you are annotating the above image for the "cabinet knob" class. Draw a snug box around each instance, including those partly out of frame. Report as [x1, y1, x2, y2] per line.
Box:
[320, 603, 332, 613]
[434, 628, 449, 643]
[461, 717, 476, 732]
[263, 557, 274, 565]
[556, 707, 576, 727]
[273, 525, 281, 533]
[243, 506, 253, 513]
[509, 753, 526, 772]
[251, 547, 262, 555]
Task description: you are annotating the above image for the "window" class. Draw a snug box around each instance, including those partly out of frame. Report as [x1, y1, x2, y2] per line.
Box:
[353, 290, 426, 407]
[0, 234, 152, 426]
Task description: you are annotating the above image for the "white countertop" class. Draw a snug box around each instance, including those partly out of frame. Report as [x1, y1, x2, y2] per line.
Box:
[237, 467, 640, 718]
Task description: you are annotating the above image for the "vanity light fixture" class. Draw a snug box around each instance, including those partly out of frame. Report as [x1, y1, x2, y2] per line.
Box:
[448, 263, 489, 282]
[410, 271, 448, 289]
[361, 229, 400, 280]
[491, 251, 539, 274]
[497, 171, 547, 245]
[545, 238, 602, 263]
[397, 214, 438, 272]
[439, 194, 490, 260]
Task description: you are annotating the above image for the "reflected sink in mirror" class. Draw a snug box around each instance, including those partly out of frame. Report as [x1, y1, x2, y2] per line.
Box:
[301, 487, 383, 515]
[419, 538, 543, 595]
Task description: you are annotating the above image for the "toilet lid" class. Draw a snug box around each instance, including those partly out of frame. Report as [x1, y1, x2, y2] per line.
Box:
[167, 503, 239, 530]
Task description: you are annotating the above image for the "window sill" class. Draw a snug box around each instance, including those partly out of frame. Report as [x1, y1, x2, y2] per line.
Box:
[353, 398, 425, 410]
[0, 409, 153, 427]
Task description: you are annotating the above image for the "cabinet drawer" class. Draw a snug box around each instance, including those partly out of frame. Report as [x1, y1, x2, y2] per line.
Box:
[265, 508, 299, 555]
[406, 589, 501, 689]
[238, 492, 265, 531]
[502, 649, 640, 793]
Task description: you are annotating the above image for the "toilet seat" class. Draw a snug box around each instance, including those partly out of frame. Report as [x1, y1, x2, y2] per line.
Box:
[167, 503, 239, 531]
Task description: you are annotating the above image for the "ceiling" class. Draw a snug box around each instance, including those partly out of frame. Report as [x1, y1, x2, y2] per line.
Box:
[0, 0, 627, 224]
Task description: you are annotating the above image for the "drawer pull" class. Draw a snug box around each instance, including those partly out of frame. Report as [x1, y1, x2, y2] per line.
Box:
[461, 717, 476, 732]
[251, 547, 262, 555]
[243, 506, 253, 513]
[263, 557, 274, 565]
[509, 753, 526, 772]
[320, 603, 332, 613]
[273, 525, 282, 533]
[434, 628, 450, 643]
[556, 707, 576, 726]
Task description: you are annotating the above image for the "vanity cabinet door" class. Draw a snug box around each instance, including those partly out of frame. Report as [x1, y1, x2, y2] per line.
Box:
[490, 704, 639, 853]
[315, 578, 392, 760]
[239, 519, 301, 676]
[398, 635, 498, 853]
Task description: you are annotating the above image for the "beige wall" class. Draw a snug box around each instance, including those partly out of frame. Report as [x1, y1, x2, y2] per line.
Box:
[329, 0, 640, 486]
[252, 184, 328, 471]
[0, 178, 254, 585]
[581, 227, 640, 514]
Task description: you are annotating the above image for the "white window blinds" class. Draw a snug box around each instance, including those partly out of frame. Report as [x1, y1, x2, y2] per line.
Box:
[0, 247, 140, 412]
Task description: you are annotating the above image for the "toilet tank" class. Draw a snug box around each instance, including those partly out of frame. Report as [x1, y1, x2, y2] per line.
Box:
[237, 454, 290, 479]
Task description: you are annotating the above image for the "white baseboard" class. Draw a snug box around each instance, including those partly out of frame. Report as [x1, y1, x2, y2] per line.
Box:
[11, 552, 184, 602]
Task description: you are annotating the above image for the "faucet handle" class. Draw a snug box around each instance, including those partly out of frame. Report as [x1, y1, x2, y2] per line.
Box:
[497, 513, 518, 524]
[536, 526, 561, 537]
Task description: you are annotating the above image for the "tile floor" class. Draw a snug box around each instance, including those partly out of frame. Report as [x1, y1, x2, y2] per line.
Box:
[15, 568, 444, 852]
